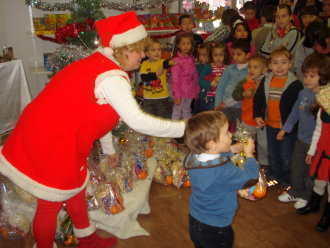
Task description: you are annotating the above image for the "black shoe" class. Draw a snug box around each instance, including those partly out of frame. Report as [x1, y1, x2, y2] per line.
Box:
[316, 202, 330, 232]
[296, 191, 322, 215]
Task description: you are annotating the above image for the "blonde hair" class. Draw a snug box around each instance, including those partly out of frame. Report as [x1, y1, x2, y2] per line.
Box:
[113, 37, 149, 63]
[249, 55, 268, 67]
[145, 38, 161, 52]
[184, 111, 228, 154]
[270, 47, 292, 61]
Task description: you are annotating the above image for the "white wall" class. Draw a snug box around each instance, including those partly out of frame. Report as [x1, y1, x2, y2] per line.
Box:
[0, 0, 62, 97]
[0, 0, 178, 98]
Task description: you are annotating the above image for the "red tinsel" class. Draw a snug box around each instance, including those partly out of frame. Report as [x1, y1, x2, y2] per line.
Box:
[37, 19, 95, 44]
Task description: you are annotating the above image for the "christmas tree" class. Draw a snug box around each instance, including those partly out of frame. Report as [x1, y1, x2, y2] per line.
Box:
[48, 0, 105, 75]
[66, 0, 105, 48]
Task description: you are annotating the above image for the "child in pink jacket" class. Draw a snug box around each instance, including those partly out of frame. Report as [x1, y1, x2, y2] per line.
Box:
[171, 32, 199, 120]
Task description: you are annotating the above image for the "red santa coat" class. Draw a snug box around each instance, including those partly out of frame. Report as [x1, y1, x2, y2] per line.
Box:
[0, 52, 121, 201]
[310, 121, 330, 181]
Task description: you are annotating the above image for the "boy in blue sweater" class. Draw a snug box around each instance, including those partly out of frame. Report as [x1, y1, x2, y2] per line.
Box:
[215, 39, 250, 131]
[184, 110, 259, 248]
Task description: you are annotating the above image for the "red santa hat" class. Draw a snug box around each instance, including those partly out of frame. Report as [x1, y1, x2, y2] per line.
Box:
[95, 11, 148, 48]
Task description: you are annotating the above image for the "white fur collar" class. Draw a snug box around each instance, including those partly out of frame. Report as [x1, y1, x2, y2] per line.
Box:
[196, 153, 220, 162]
[96, 47, 121, 66]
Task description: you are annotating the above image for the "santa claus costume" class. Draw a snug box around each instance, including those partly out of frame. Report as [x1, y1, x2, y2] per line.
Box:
[297, 85, 330, 232]
[0, 12, 184, 248]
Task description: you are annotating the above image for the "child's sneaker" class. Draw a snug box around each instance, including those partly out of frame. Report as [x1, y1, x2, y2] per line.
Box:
[278, 192, 298, 202]
[294, 199, 308, 209]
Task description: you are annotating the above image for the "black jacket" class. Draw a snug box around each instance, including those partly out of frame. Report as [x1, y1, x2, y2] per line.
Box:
[253, 72, 303, 128]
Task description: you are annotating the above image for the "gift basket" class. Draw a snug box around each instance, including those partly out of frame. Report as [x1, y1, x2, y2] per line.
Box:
[0, 178, 36, 240]
[232, 124, 268, 201]
[150, 137, 190, 188]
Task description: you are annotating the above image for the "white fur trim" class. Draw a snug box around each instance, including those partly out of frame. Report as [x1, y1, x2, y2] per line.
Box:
[33, 242, 57, 248]
[0, 147, 89, 202]
[73, 224, 96, 238]
[102, 47, 114, 58]
[96, 47, 121, 65]
[110, 25, 147, 48]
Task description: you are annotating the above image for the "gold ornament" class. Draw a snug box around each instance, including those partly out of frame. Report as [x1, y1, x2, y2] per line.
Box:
[119, 137, 128, 144]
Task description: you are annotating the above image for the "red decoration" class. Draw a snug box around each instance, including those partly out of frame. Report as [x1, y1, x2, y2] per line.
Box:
[149, 32, 177, 39]
[37, 19, 95, 44]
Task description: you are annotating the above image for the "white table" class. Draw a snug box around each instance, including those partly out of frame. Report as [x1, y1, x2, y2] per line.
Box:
[0, 60, 31, 134]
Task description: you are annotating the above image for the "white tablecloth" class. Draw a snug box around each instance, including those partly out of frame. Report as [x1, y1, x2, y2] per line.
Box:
[89, 158, 157, 239]
[0, 60, 31, 134]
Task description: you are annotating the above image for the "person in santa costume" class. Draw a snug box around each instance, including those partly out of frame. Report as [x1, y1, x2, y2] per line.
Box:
[0, 12, 185, 248]
[296, 84, 330, 233]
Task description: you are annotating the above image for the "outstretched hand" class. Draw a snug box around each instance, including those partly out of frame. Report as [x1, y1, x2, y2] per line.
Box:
[230, 143, 244, 153]
[243, 138, 255, 158]
[255, 118, 265, 128]
[305, 155, 313, 165]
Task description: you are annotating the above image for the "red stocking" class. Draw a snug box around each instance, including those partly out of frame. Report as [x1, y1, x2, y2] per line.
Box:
[33, 199, 62, 248]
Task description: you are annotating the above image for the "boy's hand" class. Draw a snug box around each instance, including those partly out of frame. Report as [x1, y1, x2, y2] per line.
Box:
[174, 98, 182, 105]
[243, 88, 254, 98]
[255, 117, 265, 128]
[305, 155, 313, 165]
[276, 130, 286, 140]
[230, 143, 244, 153]
[243, 138, 255, 158]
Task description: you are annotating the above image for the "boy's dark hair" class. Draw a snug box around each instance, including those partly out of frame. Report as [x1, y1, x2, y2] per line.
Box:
[242, 1, 257, 11]
[294, 0, 322, 15]
[184, 111, 228, 154]
[303, 21, 326, 48]
[231, 39, 251, 54]
[179, 14, 192, 25]
[229, 21, 252, 43]
[302, 53, 330, 86]
[221, 9, 241, 26]
[249, 55, 268, 68]
[197, 42, 210, 50]
[209, 42, 230, 65]
[197, 43, 210, 62]
[146, 38, 161, 51]
[317, 26, 330, 49]
[277, 4, 292, 16]
[299, 5, 319, 17]
[260, 5, 276, 23]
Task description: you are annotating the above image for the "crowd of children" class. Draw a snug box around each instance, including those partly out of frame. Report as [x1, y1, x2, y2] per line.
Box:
[1, 6, 330, 248]
[137, 2, 330, 247]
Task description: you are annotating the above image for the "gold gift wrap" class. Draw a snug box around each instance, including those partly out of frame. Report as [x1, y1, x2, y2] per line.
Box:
[316, 84, 330, 115]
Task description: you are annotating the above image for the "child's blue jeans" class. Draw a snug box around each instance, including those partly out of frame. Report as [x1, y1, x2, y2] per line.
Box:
[266, 126, 297, 186]
[189, 215, 234, 248]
